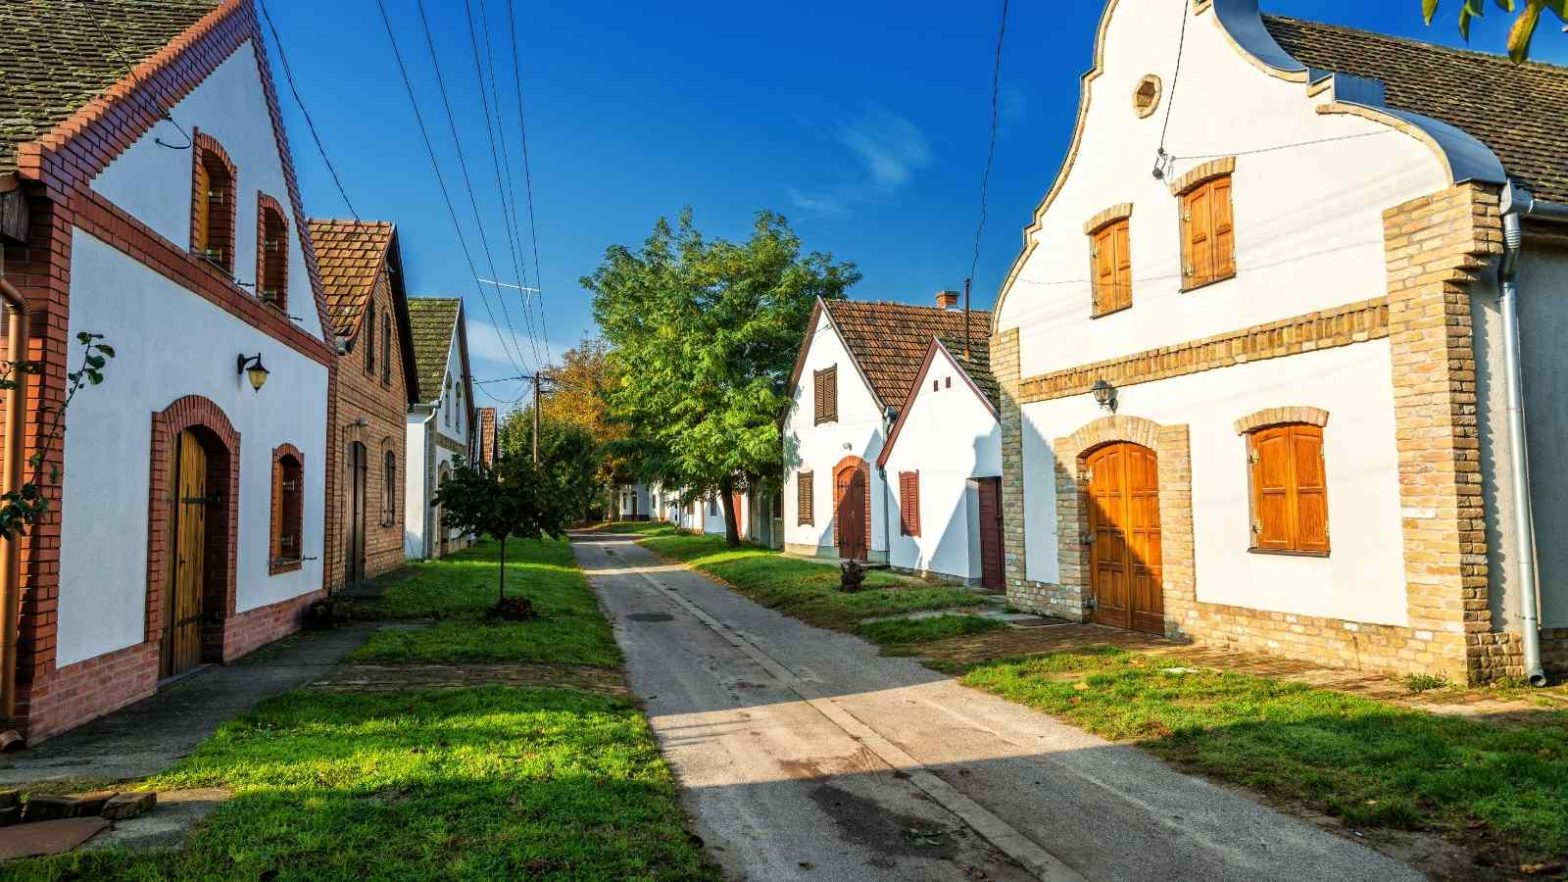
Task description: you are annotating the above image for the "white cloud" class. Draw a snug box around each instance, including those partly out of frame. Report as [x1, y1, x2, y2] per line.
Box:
[789, 105, 932, 215]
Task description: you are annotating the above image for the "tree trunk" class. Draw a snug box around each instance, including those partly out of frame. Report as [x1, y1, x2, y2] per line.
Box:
[719, 475, 740, 547]
[498, 535, 508, 603]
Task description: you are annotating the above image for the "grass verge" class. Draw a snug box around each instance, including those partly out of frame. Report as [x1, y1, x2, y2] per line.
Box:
[857, 615, 1008, 654]
[640, 532, 984, 633]
[958, 644, 1568, 868]
[349, 537, 620, 667]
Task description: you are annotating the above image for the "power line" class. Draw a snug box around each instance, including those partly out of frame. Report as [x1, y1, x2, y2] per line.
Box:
[412, 0, 535, 374]
[505, 0, 552, 364]
[257, 0, 360, 222]
[968, 0, 1010, 286]
[1154, 0, 1191, 179]
[373, 0, 526, 375]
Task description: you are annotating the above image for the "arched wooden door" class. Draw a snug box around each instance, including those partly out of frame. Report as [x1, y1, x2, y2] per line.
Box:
[834, 462, 868, 561]
[164, 430, 208, 678]
[1085, 442, 1164, 634]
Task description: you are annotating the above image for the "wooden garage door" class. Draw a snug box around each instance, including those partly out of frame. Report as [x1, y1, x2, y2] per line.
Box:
[1085, 442, 1164, 634]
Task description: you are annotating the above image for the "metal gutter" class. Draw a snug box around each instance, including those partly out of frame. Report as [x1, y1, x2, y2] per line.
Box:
[0, 277, 30, 727]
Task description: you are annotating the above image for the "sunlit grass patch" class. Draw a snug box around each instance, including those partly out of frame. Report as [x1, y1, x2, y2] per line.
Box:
[857, 615, 1007, 652]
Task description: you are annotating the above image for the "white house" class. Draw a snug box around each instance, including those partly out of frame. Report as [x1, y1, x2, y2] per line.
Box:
[782, 294, 991, 563]
[404, 297, 476, 560]
[990, 0, 1568, 683]
[879, 338, 1003, 586]
[0, 0, 337, 742]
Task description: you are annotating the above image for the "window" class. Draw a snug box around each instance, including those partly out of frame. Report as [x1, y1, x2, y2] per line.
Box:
[445, 378, 453, 426]
[899, 471, 921, 536]
[1179, 175, 1235, 290]
[708, 495, 718, 516]
[813, 366, 838, 425]
[381, 313, 393, 385]
[270, 446, 304, 573]
[365, 304, 377, 375]
[256, 196, 288, 310]
[192, 136, 236, 272]
[382, 449, 397, 526]
[797, 471, 814, 525]
[1090, 218, 1133, 316]
[1247, 424, 1329, 555]
[1133, 74, 1162, 118]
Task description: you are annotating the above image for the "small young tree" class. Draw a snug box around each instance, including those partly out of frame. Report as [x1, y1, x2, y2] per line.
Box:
[431, 454, 569, 615]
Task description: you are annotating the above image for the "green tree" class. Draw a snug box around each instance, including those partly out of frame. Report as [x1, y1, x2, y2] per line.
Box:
[432, 454, 568, 607]
[1422, 0, 1565, 60]
[498, 408, 602, 524]
[584, 210, 859, 545]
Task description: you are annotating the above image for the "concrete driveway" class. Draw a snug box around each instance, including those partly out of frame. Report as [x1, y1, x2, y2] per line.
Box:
[572, 533, 1425, 882]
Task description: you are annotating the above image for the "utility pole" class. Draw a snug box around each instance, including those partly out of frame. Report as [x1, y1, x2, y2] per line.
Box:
[963, 278, 973, 360]
[532, 376, 541, 464]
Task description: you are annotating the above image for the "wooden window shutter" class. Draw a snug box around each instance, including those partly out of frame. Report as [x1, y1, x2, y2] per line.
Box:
[270, 459, 284, 561]
[899, 471, 920, 536]
[381, 316, 393, 384]
[194, 161, 212, 252]
[1181, 176, 1235, 288]
[798, 472, 814, 525]
[1090, 219, 1133, 316]
[1211, 176, 1236, 280]
[814, 366, 838, 424]
[365, 306, 376, 373]
[1248, 423, 1329, 554]
[1112, 221, 1132, 311]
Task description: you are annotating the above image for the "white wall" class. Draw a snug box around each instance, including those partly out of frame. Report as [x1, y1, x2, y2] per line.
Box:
[56, 232, 329, 666]
[1517, 245, 1568, 628]
[404, 412, 430, 558]
[91, 41, 322, 342]
[432, 334, 469, 451]
[1018, 340, 1408, 626]
[994, 0, 1449, 374]
[882, 347, 1001, 581]
[781, 309, 890, 557]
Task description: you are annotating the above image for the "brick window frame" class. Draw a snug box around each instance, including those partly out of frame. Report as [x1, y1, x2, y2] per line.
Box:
[1238, 409, 1331, 557]
[191, 130, 237, 273]
[814, 366, 838, 425]
[270, 443, 305, 574]
[797, 471, 814, 525]
[899, 470, 921, 536]
[255, 192, 288, 312]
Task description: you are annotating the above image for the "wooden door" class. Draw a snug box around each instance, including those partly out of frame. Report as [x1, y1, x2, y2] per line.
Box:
[345, 442, 367, 585]
[977, 478, 1005, 591]
[164, 430, 208, 678]
[1085, 442, 1164, 633]
[834, 465, 868, 561]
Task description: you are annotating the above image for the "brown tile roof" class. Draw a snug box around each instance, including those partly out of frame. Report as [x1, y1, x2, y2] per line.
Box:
[308, 219, 395, 338]
[407, 297, 462, 405]
[0, 0, 219, 176]
[1263, 15, 1568, 204]
[824, 300, 992, 407]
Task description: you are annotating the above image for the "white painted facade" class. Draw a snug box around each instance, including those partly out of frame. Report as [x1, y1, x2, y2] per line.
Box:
[614, 483, 651, 520]
[404, 324, 474, 559]
[781, 307, 890, 561]
[54, 40, 331, 667]
[881, 343, 1001, 584]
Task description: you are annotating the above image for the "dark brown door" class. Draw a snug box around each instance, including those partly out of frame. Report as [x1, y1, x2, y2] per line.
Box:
[1085, 442, 1164, 633]
[346, 442, 368, 585]
[163, 430, 207, 678]
[834, 464, 868, 561]
[977, 478, 1005, 591]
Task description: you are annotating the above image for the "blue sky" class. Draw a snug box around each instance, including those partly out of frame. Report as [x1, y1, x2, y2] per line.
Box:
[259, 0, 1566, 410]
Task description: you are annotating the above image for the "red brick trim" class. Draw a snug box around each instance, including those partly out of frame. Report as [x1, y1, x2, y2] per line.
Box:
[254, 192, 289, 313]
[146, 395, 240, 663]
[221, 587, 324, 662]
[269, 442, 304, 575]
[190, 130, 237, 272]
[21, 641, 159, 746]
[831, 455, 872, 556]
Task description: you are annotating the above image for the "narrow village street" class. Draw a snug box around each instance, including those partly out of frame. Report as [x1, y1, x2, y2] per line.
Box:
[574, 533, 1426, 882]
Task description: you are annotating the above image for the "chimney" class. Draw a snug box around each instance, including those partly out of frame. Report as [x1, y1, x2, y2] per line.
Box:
[936, 290, 960, 310]
[479, 407, 498, 466]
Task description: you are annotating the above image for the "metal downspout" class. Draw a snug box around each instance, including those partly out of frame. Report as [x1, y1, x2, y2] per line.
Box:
[0, 277, 31, 724]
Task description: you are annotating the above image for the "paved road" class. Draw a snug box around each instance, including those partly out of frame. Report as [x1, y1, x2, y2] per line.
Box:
[573, 533, 1425, 882]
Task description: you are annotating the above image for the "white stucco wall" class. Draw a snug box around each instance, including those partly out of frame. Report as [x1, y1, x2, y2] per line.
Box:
[56, 232, 329, 667]
[1517, 245, 1568, 629]
[882, 346, 1001, 581]
[91, 41, 321, 341]
[994, 0, 1449, 372]
[404, 412, 430, 557]
[1019, 340, 1408, 626]
[781, 309, 890, 558]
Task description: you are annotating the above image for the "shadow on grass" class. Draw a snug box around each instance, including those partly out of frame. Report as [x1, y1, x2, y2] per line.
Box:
[10, 687, 718, 882]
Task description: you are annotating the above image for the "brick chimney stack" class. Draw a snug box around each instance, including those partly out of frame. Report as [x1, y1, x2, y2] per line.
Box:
[478, 407, 497, 466]
[936, 290, 960, 310]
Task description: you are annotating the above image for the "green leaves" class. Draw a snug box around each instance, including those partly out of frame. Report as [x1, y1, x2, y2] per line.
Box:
[1422, 0, 1566, 60]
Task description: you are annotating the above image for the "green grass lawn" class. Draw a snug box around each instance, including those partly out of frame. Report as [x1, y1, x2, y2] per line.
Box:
[959, 645, 1568, 867]
[857, 615, 1008, 654]
[639, 533, 984, 634]
[587, 520, 679, 537]
[349, 537, 621, 667]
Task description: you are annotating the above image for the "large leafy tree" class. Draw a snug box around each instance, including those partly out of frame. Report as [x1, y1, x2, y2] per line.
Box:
[497, 409, 602, 524]
[537, 339, 631, 514]
[585, 210, 859, 545]
[1422, 0, 1565, 60]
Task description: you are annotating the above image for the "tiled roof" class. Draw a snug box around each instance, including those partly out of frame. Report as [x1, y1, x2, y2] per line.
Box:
[407, 297, 461, 404]
[308, 219, 395, 338]
[824, 300, 992, 407]
[0, 0, 219, 176]
[938, 336, 1000, 409]
[1263, 15, 1568, 204]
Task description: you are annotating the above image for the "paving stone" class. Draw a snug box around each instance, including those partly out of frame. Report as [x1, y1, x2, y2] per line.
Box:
[72, 790, 118, 816]
[21, 793, 85, 822]
[0, 817, 109, 859]
[101, 791, 156, 821]
[0, 789, 16, 809]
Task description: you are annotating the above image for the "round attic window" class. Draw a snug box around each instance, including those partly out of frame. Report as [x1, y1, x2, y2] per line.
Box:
[1133, 75, 1162, 118]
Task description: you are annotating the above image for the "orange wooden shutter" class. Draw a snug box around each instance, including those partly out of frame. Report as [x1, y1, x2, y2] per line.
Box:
[1111, 220, 1132, 311]
[1186, 186, 1211, 287]
[1250, 427, 1292, 551]
[270, 459, 284, 561]
[899, 471, 920, 536]
[1292, 426, 1329, 553]
[1211, 176, 1235, 280]
[798, 472, 814, 525]
[1091, 225, 1115, 316]
[194, 161, 212, 252]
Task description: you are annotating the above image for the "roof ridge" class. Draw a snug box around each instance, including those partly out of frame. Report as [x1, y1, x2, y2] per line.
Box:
[828, 298, 993, 314]
[1262, 13, 1568, 74]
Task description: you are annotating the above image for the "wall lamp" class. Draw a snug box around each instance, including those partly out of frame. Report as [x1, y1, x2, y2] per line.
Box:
[237, 353, 270, 393]
[1091, 378, 1118, 413]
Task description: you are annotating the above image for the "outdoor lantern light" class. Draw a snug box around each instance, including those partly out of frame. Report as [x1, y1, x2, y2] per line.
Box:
[237, 353, 270, 393]
[1091, 378, 1118, 412]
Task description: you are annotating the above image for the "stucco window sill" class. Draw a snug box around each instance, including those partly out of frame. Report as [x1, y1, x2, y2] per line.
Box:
[1179, 273, 1237, 294]
[269, 561, 303, 576]
[1247, 547, 1331, 559]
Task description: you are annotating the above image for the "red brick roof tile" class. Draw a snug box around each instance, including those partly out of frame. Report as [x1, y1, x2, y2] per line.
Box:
[824, 300, 992, 407]
[307, 219, 395, 339]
